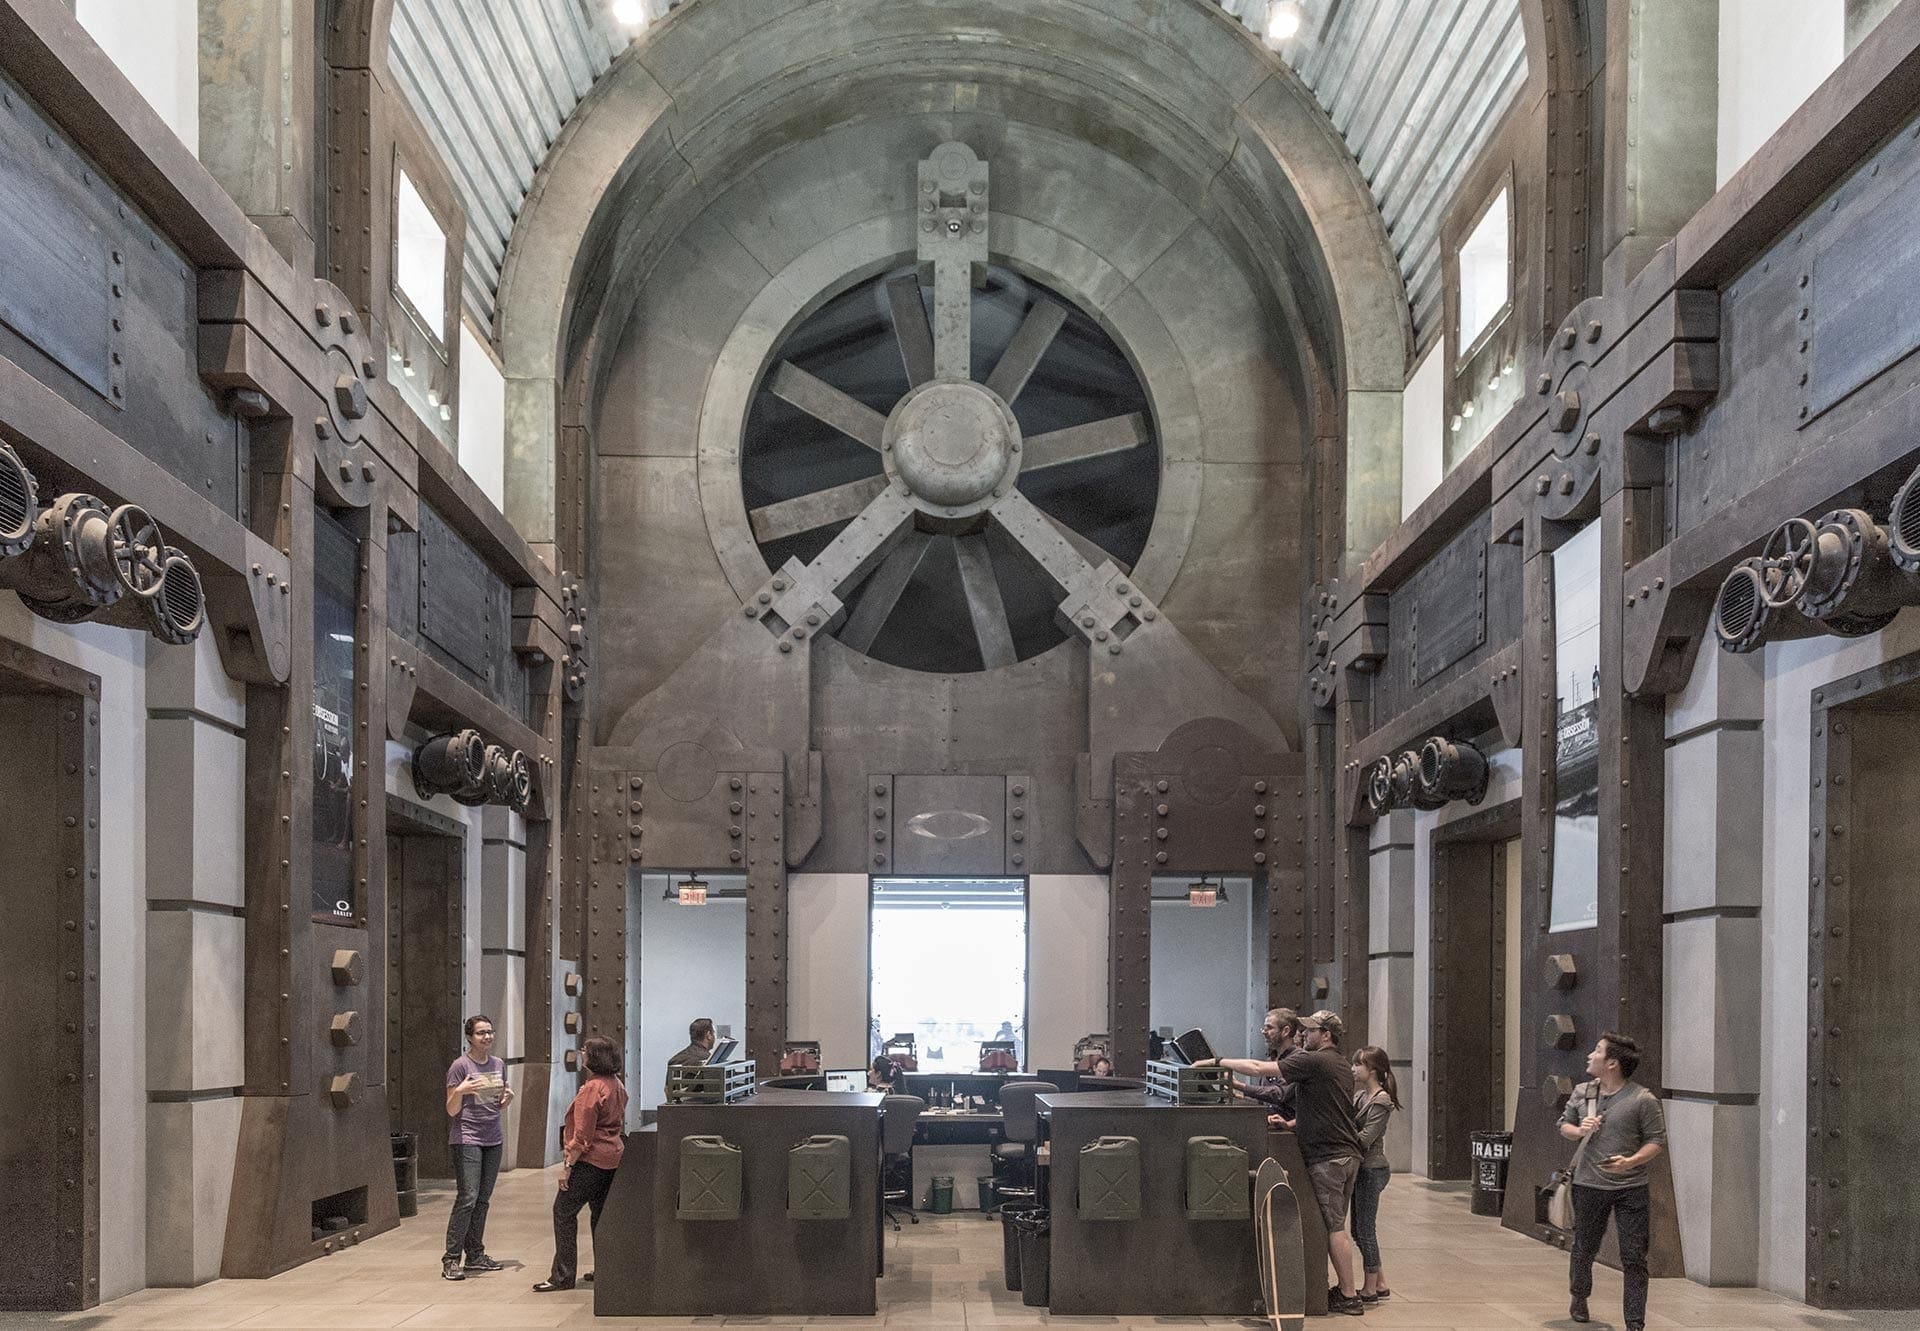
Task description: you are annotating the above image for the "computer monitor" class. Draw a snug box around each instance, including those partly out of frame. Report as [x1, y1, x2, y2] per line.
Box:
[706, 1036, 739, 1064]
[824, 1069, 864, 1093]
[1166, 1028, 1216, 1066]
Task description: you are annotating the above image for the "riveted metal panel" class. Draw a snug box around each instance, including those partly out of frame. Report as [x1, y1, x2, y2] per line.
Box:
[744, 770, 787, 1078]
[582, 772, 632, 1079]
[1409, 520, 1489, 686]
[417, 503, 499, 684]
[889, 773, 1006, 877]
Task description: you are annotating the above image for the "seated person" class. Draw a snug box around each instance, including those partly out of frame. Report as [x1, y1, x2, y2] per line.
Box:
[1089, 1056, 1114, 1077]
[867, 1055, 901, 1092]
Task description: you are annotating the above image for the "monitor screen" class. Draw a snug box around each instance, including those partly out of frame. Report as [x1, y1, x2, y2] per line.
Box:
[706, 1036, 739, 1064]
[1171, 1028, 1216, 1065]
[825, 1069, 864, 1093]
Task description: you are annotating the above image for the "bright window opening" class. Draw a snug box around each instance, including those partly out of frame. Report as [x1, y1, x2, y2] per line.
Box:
[869, 878, 1027, 1072]
[394, 169, 447, 339]
[1457, 186, 1511, 357]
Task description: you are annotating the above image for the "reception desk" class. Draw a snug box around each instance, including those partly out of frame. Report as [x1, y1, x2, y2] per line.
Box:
[1035, 1090, 1270, 1317]
[593, 1089, 884, 1317]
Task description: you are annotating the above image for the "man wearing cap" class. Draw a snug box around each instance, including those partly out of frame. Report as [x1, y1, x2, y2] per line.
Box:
[1279, 1010, 1367, 1316]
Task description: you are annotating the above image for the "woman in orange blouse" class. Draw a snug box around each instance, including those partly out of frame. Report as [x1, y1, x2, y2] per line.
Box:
[532, 1035, 630, 1292]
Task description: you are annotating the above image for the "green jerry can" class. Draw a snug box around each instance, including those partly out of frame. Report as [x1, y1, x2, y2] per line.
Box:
[787, 1134, 852, 1220]
[677, 1135, 743, 1220]
[1077, 1135, 1142, 1220]
[1184, 1136, 1251, 1220]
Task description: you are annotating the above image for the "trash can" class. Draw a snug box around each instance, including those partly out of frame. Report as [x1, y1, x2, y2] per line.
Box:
[977, 1174, 998, 1213]
[1013, 1208, 1050, 1306]
[999, 1203, 1043, 1291]
[390, 1133, 418, 1218]
[1470, 1130, 1513, 1217]
[930, 1175, 954, 1214]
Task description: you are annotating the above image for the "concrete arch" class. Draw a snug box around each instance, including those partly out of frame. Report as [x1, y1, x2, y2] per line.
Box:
[494, 0, 1411, 571]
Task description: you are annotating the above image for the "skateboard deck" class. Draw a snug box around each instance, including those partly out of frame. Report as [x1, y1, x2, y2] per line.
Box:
[1253, 1157, 1306, 1331]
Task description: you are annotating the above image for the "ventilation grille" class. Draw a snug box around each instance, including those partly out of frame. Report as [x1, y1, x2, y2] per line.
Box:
[1714, 565, 1759, 646]
[155, 555, 205, 643]
[0, 445, 35, 545]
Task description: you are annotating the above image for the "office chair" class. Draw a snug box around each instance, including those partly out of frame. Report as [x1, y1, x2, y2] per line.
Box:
[880, 1094, 925, 1231]
[991, 1080, 1057, 1201]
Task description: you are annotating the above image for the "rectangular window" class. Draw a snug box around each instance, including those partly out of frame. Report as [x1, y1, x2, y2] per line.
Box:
[1457, 186, 1511, 359]
[312, 509, 360, 923]
[393, 168, 447, 342]
[869, 878, 1027, 1072]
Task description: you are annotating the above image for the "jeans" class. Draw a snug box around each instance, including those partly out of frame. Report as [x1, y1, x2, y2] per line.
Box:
[549, 1160, 616, 1285]
[1569, 1183, 1650, 1327]
[1349, 1164, 1391, 1272]
[444, 1143, 502, 1262]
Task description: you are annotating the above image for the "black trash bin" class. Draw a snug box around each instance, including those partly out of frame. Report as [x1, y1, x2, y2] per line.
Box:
[1470, 1131, 1512, 1217]
[391, 1133, 419, 1218]
[999, 1203, 1043, 1291]
[1013, 1209, 1050, 1307]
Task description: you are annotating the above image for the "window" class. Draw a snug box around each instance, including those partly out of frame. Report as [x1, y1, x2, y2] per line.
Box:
[869, 878, 1027, 1072]
[394, 168, 447, 340]
[1457, 186, 1511, 359]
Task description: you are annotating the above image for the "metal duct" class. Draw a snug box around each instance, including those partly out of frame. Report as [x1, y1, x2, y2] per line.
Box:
[1711, 557, 1825, 653]
[0, 442, 41, 558]
[1364, 754, 1395, 815]
[413, 728, 488, 798]
[0, 494, 200, 642]
[1417, 736, 1489, 806]
[94, 546, 205, 644]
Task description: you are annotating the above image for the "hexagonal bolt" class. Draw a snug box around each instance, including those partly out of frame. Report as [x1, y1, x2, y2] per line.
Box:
[564, 1012, 581, 1034]
[1550, 389, 1581, 433]
[564, 1049, 580, 1071]
[329, 1072, 358, 1109]
[563, 972, 581, 996]
[333, 373, 368, 421]
[1544, 1013, 1577, 1051]
[330, 1010, 361, 1047]
[1312, 976, 1330, 999]
[1541, 1074, 1573, 1107]
[331, 949, 362, 987]
[1547, 953, 1578, 990]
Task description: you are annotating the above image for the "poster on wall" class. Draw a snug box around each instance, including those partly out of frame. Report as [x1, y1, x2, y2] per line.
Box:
[1549, 521, 1601, 933]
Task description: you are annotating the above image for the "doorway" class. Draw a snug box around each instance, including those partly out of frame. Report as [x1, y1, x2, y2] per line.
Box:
[1426, 804, 1521, 1180]
[386, 801, 465, 1179]
[1809, 672, 1920, 1307]
[0, 651, 98, 1311]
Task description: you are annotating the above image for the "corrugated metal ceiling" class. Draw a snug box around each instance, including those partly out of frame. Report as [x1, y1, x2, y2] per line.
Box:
[389, 0, 1525, 344]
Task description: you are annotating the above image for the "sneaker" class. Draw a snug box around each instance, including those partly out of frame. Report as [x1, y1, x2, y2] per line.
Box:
[1329, 1290, 1366, 1316]
[441, 1257, 465, 1281]
[1360, 1288, 1391, 1303]
[463, 1254, 504, 1272]
[1569, 1296, 1589, 1323]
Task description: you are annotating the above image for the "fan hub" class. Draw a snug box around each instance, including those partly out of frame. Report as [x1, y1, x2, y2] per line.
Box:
[885, 378, 1020, 509]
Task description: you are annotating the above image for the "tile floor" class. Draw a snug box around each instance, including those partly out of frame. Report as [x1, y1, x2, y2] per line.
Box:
[5, 1168, 1911, 1330]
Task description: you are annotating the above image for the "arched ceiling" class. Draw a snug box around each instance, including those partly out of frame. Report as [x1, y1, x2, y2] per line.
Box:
[389, 0, 1524, 340]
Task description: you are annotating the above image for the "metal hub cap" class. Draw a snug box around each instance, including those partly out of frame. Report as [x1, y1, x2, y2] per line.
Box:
[885, 379, 1020, 508]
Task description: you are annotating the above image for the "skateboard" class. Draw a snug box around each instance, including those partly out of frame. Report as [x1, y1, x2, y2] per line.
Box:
[1252, 1157, 1306, 1331]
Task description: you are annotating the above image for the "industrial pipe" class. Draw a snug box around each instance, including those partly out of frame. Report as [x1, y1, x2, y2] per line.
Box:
[0, 492, 202, 643]
[0, 442, 41, 559]
[1417, 736, 1490, 806]
[1364, 755, 1395, 815]
[413, 729, 487, 798]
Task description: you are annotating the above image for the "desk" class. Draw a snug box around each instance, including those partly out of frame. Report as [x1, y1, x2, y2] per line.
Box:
[909, 1108, 1001, 1208]
[1036, 1091, 1269, 1317]
[594, 1089, 883, 1317]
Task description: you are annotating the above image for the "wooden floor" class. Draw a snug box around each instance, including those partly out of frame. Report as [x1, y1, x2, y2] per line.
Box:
[5, 1168, 1911, 1329]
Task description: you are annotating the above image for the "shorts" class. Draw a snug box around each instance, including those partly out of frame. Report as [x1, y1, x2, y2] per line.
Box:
[1307, 1155, 1361, 1232]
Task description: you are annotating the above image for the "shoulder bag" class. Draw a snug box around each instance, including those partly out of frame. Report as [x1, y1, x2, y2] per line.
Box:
[1546, 1085, 1598, 1231]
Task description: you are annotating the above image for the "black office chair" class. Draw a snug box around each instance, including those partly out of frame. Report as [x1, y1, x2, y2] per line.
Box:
[881, 1094, 925, 1231]
[991, 1080, 1057, 1200]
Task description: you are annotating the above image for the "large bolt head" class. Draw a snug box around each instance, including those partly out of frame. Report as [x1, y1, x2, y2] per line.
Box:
[334, 373, 368, 421]
[1544, 1013, 1577, 1051]
[1550, 389, 1581, 433]
[329, 1072, 358, 1109]
[330, 1010, 361, 1047]
[331, 949, 362, 986]
[1547, 953, 1578, 990]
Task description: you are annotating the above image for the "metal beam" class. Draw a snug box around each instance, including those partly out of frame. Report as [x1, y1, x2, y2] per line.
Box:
[953, 534, 1017, 669]
[1041, 508, 1132, 576]
[886, 274, 936, 389]
[1022, 412, 1151, 472]
[768, 362, 886, 451]
[984, 299, 1067, 404]
[839, 532, 931, 653]
[748, 475, 889, 543]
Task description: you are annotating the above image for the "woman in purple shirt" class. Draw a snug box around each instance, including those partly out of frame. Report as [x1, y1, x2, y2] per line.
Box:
[442, 1014, 513, 1281]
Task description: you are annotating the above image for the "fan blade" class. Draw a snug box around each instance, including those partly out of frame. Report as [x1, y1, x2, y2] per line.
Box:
[886, 274, 936, 389]
[1021, 412, 1151, 472]
[984, 300, 1067, 404]
[840, 532, 932, 653]
[749, 475, 890, 544]
[953, 534, 1017, 669]
[768, 362, 886, 451]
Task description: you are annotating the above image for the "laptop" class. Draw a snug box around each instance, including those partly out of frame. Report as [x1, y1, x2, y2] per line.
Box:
[824, 1069, 864, 1093]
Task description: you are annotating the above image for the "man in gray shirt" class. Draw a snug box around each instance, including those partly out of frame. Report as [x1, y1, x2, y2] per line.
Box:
[1558, 1031, 1666, 1331]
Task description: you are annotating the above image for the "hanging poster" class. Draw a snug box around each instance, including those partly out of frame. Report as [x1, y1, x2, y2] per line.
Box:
[1549, 521, 1600, 933]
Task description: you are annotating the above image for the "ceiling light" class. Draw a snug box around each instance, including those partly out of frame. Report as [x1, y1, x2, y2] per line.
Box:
[1266, 1, 1303, 44]
[611, 0, 647, 25]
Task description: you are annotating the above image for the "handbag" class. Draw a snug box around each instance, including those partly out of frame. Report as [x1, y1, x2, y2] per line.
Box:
[1546, 1085, 1598, 1230]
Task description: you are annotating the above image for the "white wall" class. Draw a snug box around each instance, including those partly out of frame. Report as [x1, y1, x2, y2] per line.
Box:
[1400, 342, 1445, 518]
[1150, 879, 1256, 1054]
[73, 0, 197, 155]
[787, 872, 869, 1071]
[0, 602, 150, 1300]
[1027, 875, 1109, 1070]
[1717, 0, 1844, 188]
[634, 872, 746, 1114]
[458, 321, 507, 511]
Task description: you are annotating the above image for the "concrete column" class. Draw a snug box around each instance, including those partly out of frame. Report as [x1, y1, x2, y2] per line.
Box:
[479, 806, 529, 1166]
[143, 636, 245, 1287]
[1663, 647, 1763, 1286]
[1368, 812, 1415, 1173]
